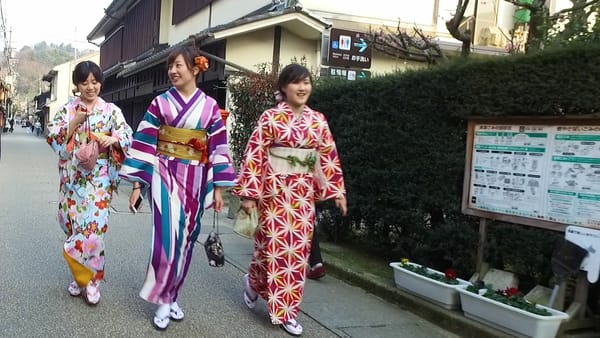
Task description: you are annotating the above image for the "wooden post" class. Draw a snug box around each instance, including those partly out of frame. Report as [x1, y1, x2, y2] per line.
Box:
[476, 217, 487, 276]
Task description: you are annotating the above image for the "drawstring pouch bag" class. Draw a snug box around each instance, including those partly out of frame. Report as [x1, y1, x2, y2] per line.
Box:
[75, 117, 99, 171]
[233, 207, 258, 239]
[204, 211, 225, 267]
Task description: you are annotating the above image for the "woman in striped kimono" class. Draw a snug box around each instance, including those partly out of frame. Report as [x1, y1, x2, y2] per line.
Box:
[119, 46, 235, 330]
[232, 64, 347, 336]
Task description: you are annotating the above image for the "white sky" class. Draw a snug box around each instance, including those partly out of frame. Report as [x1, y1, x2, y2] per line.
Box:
[3, 0, 113, 50]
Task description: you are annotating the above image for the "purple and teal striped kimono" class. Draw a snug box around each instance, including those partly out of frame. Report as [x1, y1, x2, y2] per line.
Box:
[119, 87, 235, 304]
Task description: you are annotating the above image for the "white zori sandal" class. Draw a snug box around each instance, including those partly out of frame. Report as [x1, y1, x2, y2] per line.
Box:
[68, 281, 81, 297]
[243, 274, 258, 309]
[170, 302, 184, 321]
[281, 318, 303, 336]
[153, 304, 171, 330]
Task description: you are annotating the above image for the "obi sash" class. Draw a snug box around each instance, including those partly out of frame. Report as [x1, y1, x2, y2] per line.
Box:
[157, 125, 208, 163]
[268, 147, 317, 174]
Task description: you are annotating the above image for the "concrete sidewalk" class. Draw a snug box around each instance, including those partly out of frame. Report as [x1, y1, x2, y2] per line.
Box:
[111, 185, 511, 338]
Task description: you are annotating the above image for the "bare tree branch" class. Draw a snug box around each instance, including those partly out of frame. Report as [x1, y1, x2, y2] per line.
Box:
[365, 24, 446, 64]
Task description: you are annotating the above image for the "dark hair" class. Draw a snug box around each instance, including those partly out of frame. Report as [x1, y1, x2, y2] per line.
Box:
[167, 46, 198, 72]
[72, 61, 104, 85]
[277, 64, 312, 97]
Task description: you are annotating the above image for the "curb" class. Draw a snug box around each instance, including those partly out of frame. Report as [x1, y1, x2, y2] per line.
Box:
[321, 253, 512, 338]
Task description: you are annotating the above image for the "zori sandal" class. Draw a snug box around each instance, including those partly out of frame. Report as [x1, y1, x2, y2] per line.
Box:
[170, 302, 184, 321]
[243, 274, 258, 309]
[83, 280, 100, 306]
[153, 304, 171, 330]
[68, 281, 81, 297]
[281, 318, 303, 336]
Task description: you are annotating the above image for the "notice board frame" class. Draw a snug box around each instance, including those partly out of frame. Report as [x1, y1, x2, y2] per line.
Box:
[461, 116, 600, 232]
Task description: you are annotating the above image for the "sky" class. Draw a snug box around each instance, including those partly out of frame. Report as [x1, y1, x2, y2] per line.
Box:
[3, 0, 113, 51]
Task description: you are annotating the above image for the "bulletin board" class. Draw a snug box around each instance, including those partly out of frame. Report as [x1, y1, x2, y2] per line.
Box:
[461, 117, 600, 232]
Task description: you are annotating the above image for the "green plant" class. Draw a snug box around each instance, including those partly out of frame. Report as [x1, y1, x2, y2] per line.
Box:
[466, 284, 552, 316]
[228, 63, 277, 169]
[399, 258, 459, 285]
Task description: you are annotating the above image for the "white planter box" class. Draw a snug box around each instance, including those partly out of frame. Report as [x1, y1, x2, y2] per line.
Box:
[456, 285, 569, 338]
[389, 262, 470, 310]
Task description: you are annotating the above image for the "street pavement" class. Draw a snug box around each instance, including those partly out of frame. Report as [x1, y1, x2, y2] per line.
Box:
[0, 127, 459, 337]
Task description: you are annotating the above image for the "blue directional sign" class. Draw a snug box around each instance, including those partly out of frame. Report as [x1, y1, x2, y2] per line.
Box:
[327, 28, 372, 69]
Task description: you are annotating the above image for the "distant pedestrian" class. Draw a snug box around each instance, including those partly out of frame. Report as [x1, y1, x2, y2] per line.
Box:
[34, 120, 42, 136]
[46, 60, 133, 306]
[232, 63, 347, 336]
[8, 117, 14, 133]
[119, 45, 235, 331]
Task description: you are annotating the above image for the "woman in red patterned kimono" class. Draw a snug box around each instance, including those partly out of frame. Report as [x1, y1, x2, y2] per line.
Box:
[232, 64, 347, 336]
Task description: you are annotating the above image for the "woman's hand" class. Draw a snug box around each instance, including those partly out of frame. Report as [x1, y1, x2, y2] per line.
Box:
[241, 198, 257, 214]
[129, 185, 142, 213]
[335, 197, 347, 216]
[72, 104, 90, 126]
[214, 187, 224, 213]
[98, 135, 119, 148]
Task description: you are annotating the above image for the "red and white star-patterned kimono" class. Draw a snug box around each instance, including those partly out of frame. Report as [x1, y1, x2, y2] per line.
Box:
[232, 101, 345, 324]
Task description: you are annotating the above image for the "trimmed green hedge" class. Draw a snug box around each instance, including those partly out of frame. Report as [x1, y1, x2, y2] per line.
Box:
[310, 43, 600, 284]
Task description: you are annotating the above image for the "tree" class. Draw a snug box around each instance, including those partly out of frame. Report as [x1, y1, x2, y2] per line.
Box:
[505, 0, 600, 52]
[365, 24, 447, 64]
[446, 0, 474, 57]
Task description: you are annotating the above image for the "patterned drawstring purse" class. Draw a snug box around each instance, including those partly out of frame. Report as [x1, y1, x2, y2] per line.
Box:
[204, 210, 225, 267]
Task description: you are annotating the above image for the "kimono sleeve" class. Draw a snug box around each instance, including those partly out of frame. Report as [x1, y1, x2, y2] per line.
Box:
[314, 112, 346, 201]
[119, 97, 161, 189]
[232, 111, 273, 200]
[110, 104, 133, 152]
[46, 105, 72, 160]
[203, 103, 236, 209]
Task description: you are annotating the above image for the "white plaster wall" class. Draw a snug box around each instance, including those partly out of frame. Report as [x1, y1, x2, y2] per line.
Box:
[225, 28, 275, 72]
[165, 0, 272, 45]
[302, 0, 437, 25]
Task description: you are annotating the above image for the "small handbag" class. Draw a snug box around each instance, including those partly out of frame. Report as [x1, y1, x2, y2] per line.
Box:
[204, 211, 225, 267]
[75, 117, 99, 171]
[233, 207, 259, 239]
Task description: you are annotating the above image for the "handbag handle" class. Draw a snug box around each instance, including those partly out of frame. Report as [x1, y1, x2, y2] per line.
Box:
[213, 210, 219, 234]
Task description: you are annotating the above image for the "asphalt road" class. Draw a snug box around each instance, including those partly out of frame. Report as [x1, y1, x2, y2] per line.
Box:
[0, 128, 338, 337]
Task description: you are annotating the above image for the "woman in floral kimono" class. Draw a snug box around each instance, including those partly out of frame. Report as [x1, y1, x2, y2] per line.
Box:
[46, 61, 133, 305]
[119, 46, 235, 330]
[233, 64, 347, 336]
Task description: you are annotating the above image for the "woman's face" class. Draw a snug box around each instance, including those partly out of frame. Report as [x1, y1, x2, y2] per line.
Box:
[168, 54, 198, 89]
[282, 76, 312, 108]
[76, 73, 101, 104]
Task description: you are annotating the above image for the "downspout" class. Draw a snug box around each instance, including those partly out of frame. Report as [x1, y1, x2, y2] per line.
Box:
[272, 26, 282, 75]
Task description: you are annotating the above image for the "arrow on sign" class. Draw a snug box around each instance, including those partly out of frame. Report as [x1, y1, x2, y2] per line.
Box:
[353, 38, 368, 53]
[358, 72, 367, 79]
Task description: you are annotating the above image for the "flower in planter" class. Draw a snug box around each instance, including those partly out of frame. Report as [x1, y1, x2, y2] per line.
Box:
[466, 283, 552, 316]
[399, 258, 459, 285]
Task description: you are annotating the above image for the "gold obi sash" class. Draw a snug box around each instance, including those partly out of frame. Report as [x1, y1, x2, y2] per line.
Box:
[157, 125, 208, 162]
[268, 147, 317, 174]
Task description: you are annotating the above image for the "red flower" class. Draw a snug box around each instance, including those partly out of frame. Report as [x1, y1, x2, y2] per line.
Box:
[94, 270, 104, 281]
[95, 199, 108, 210]
[187, 138, 206, 151]
[194, 56, 209, 72]
[74, 240, 83, 253]
[67, 198, 76, 208]
[444, 268, 457, 280]
[503, 287, 520, 298]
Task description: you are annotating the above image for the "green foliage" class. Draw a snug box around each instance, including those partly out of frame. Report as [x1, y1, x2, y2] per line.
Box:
[466, 285, 552, 316]
[227, 64, 277, 168]
[13, 42, 81, 106]
[310, 43, 600, 285]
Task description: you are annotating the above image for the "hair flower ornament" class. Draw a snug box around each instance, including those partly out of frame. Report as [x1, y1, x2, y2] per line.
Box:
[194, 56, 209, 72]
